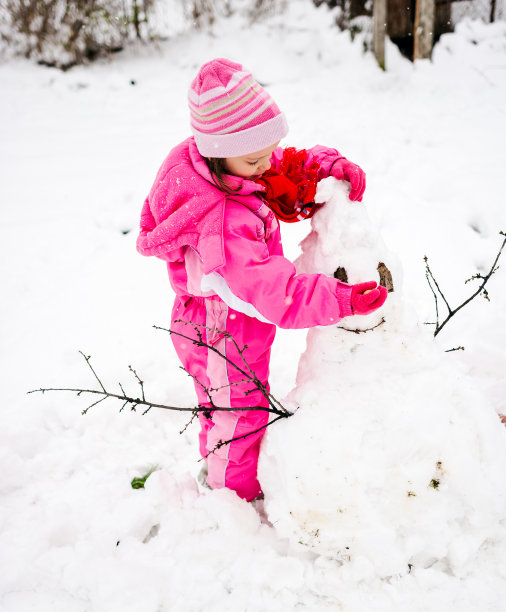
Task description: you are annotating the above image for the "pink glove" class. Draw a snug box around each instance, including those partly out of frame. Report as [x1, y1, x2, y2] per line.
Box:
[350, 281, 388, 315]
[330, 158, 366, 202]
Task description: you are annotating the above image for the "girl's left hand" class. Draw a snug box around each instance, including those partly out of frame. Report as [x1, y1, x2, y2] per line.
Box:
[330, 158, 366, 202]
[350, 281, 387, 315]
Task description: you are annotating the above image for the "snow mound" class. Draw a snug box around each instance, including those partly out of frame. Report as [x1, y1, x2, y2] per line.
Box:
[259, 178, 506, 579]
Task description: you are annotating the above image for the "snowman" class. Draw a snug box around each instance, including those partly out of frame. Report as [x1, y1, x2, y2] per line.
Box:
[258, 178, 506, 579]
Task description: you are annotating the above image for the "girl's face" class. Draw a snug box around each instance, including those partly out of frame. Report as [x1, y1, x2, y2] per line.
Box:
[224, 141, 280, 180]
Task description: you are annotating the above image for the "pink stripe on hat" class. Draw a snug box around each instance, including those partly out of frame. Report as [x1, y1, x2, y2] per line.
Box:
[189, 58, 288, 158]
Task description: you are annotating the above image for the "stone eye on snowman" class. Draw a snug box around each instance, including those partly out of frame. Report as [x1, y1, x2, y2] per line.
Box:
[259, 177, 506, 580]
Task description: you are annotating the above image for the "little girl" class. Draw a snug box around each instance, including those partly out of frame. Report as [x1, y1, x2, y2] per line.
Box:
[137, 58, 387, 502]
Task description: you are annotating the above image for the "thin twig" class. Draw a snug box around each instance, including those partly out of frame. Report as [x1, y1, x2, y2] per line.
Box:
[424, 256, 451, 313]
[79, 350, 106, 393]
[30, 321, 294, 458]
[164, 324, 253, 382]
[337, 318, 385, 334]
[82, 394, 108, 415]
[208, 379, 252, 392]
[179, 411, 198, 435]
[425, 231, 506, 337]
[201, 414, 288, 460]
[179, 365, 217, 409]
[129, 365, 145, 401]
[445, 346, 465, 353]
[28, 386, 281, 414]
[159, 322, 290, 416]
[424, 259, 440, 329]
[118, 382, 127, 398]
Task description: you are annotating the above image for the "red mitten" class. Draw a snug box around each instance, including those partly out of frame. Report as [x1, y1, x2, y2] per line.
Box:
[350, 281, 388, 315]
[330, 158, 366, 202]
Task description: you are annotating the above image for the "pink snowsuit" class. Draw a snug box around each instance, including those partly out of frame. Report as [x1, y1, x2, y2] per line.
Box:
[137, 137, 354, 501]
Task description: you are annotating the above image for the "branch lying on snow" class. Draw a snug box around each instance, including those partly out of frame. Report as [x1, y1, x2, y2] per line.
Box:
[28, 325, 292, 452]
[424, 231, 505, 337]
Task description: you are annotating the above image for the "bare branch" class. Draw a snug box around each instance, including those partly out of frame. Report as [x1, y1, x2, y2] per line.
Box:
[425, 231, 506, 337]
[424, 255, 451, 317]
[29, 385, 195, 412]
[79, 350, 106, 393]
[179, 411, 199, 435]
[179, 365, 217, 409]
[337, 318, 385, 334]
[128, 365, 145, 401]
[157, 322, 291, 417]
[424, 256, 441, 329]
[202, 414, 288, 460]
[208, 379, 252, 392]
[28, 385, 282, 415]
[82, 394, 108, 415]
[118, 382, 127, 398]
[29, 322, 294, 458]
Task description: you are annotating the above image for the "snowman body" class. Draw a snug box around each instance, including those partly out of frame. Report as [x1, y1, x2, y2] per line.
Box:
[259, 178, 506, 578]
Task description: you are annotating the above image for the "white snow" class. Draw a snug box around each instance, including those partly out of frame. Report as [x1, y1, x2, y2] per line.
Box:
[1, 1, 506, 610]
[261, 178, 506, 585]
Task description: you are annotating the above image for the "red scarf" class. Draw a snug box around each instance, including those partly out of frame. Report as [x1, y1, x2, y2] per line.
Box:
[254, 147, 321, 223]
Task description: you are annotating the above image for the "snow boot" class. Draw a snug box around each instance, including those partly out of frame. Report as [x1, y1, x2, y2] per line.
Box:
[197, 463, 212, 490]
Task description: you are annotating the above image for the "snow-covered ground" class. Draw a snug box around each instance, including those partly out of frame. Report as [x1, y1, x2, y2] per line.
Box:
[1, 2, 505, 610]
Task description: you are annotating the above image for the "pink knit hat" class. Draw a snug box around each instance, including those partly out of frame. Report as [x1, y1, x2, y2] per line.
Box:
[188, 58, 289, 158]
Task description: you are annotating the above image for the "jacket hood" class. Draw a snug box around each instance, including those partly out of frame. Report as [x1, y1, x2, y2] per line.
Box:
[136, 137, 266, 273]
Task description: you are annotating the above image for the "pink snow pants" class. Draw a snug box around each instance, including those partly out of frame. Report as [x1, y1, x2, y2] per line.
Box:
[170, 294, 276, 501]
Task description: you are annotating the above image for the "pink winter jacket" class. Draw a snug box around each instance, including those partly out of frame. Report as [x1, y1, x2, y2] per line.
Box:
[137, 137, 353, 329]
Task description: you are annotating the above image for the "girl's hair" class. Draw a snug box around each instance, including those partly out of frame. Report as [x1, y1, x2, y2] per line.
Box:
[204, 157, 241, 194]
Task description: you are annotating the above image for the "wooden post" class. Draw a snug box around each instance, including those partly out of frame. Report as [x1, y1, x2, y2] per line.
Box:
[350, 0, 368, 19]
[490, 0, 496, 22]
[435, 0, 452, 40]
[373, 0, 388, 69]
[414, 0, 435, 59]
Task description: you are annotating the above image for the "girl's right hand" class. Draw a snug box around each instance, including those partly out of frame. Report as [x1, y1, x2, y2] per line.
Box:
[350, 281, 388, 315]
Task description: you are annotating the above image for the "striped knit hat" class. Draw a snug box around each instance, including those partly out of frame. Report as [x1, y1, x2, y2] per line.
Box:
[189, 58, 288, 158]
